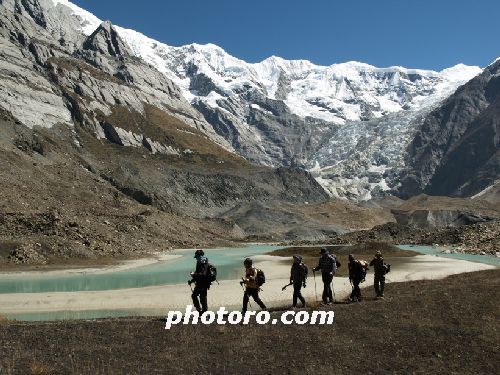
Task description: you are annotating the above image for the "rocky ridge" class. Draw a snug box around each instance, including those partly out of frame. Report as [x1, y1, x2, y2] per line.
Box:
[0, 0, 232, 154]
[333, 221, 500, 256]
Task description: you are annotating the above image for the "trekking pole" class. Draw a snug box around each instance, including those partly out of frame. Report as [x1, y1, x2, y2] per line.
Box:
[331, 280, 336, 303]
[313, 271, 318, 302]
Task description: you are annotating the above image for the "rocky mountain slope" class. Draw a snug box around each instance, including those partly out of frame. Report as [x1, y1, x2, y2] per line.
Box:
[0, 0, 231, 151]
[332, 193, 500, 255]
[399, 59, 500, 198]
[0, 0, 330, 212]
[0, 0, 350, 266]
[0, 107, 239, 266]
[25, 0, 488, 202]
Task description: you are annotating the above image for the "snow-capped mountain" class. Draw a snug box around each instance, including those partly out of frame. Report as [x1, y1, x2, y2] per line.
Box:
[116, 26, 480, 125]
[112, 28, 482, 174]
[6, 0, 490, 201]
[113, 31, 483, 200]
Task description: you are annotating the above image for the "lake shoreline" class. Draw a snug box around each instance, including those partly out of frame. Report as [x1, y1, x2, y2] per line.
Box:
[1, 249, 495, 320]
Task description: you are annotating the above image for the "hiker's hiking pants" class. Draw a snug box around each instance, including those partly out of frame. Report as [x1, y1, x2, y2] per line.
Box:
[192, 284, 208, 313]
[350, 278, 362, 301]
[242, 287, 266, 313]
[293, 281, 305, 307]
[321, 273, 334, 303]
[374, 274, 385, 296]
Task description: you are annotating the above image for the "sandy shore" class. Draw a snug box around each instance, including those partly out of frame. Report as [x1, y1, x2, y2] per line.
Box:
[0, 253, 495, 317]
[0, 253, 183, 278]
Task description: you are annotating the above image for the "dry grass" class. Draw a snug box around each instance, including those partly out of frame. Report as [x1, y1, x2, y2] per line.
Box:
[0, 270, 498, 374]
[0, 315, 10, 325]
[48, 57, 125, 86]
[96, 104, 247, 168]
[145, 104, 246, 165]
[297, 199, 395, 230]
[30, 361, 53, 375]
[398, 193, 500, 215]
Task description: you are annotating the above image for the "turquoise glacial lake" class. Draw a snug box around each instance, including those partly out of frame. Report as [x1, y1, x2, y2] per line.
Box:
[0, 244, 284, 294]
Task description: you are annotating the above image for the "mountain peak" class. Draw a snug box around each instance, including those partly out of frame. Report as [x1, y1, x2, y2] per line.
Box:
[99, 19, 113, 31]
[439, 63, 482, 81]
[83, 20, 132, 57]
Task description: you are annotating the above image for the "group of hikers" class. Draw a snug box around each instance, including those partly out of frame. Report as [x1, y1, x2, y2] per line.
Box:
[188, 247, 391, 314]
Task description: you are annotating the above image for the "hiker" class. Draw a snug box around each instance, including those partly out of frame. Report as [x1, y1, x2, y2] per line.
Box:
[348, 254, 368, 302]
[370, 250, 389, 298]
[289, 255, 308, 308]
[240, 258, 266, 314]
[313, 248, 340, 305]
[188, 249, 210, 313]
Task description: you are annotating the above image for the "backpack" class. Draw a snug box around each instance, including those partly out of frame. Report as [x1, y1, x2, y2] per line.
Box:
[256, 269, 265, 286]
[383, 263, 391, 275]
[207, 263, 217, 283]
[358, 260, 369, 282]
[331, 255, 339, 274]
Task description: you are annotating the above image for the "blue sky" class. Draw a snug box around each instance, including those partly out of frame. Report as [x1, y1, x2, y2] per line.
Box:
[70, 0, 499, 70]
